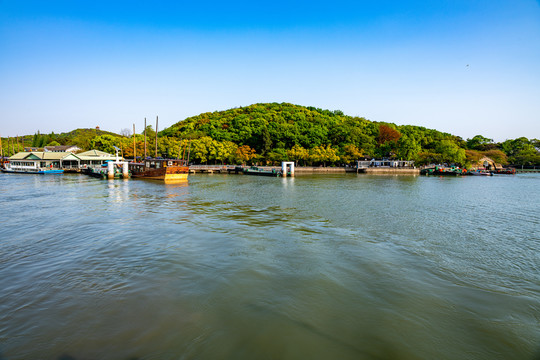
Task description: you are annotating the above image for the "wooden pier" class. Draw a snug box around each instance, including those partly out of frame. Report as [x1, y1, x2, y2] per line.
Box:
[188, 165, 241, 174]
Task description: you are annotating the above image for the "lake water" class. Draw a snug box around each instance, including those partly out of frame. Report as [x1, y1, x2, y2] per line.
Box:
[0, 172, 539, 360]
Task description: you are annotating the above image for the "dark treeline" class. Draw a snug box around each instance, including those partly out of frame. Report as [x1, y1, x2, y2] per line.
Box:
[2, 103, 539, 167]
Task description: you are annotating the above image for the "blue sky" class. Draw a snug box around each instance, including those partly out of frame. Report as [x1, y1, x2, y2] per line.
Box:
[1, 0, 539, 141]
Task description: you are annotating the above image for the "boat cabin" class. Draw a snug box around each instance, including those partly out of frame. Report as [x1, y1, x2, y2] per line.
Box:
[130, 159, 188, 172]
[357, 158, 415, 169]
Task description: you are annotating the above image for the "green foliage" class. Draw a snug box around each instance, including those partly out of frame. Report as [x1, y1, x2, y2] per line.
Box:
[4, 103, 539, 167]
[341, 144, 364, 164]
[309, 145, 340, 166]
[466, 135, 494, 150]
[89, 134, 121, 154]
[499, 137, 540, 165]
[436, 140, 466, 165]
[287, 145, 310, 166]
[397, 135, 421, 161]
[159, 103, 484, 165]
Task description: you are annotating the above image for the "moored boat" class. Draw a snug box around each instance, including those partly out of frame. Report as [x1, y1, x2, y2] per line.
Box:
[467, 170, 493, 176]
[494, 168, 516, 175]
[82, 162, 128, 179]
[243, 166, 281, 177]
[129, 158, 189, 182]
[420, 166, 467, 176]
[1, 162, 64, 174]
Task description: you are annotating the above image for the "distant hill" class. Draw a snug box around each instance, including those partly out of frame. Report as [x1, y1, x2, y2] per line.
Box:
[56, 128, 120, 149]
[1, 128, 122, 155]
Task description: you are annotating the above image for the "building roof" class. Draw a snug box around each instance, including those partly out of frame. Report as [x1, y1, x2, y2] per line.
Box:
[9, 152, 33, 160]
[44, 145, 79, 152]
[77, 150, 116, 158]
[33, 152, 73, 160]
[10, 151, 77, 160]
[9, 149, 119, 162]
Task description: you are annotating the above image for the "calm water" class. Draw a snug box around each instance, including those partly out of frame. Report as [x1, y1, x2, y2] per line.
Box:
[0, 172, 539, 360]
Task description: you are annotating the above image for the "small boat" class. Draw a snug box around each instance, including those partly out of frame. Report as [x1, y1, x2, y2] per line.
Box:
[494, 168, 516, 175]
[243, 166, 281, 177]
[82, 163, 128, 179]
[129, 158, 189, 182]
[420, 166, 466, 176]
[467, 170, 493, 176]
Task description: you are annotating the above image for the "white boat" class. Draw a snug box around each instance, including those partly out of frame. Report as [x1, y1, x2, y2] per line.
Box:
[1, 161, 64, 174]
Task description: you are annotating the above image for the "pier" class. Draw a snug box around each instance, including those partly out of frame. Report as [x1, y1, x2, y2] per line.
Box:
[188, 165, 240, 174]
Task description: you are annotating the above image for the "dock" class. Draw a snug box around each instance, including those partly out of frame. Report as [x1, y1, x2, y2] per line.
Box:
[358, 167, 420, 175]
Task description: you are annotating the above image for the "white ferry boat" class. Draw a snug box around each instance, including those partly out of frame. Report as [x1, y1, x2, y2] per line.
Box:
[1, 161, 64, 174]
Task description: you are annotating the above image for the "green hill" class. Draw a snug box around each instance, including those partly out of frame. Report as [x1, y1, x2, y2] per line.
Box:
[2, 103, 538, 166]
[160, 102, 460, 164]
[160, 102, 538, 166]
[56, 128, 120, 149]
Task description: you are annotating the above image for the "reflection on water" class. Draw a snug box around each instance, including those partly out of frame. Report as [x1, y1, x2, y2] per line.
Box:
[0, 173, 539, 360]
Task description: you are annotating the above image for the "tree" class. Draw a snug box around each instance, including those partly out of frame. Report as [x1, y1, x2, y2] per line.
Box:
[190, 137, 210, 164]
[465, 150, 483, 167]
[341, 144, 364, 163]
[309, 145, 340, 166]
[396, 135, 421, 160]
[234, 145, 256, 164]
[266, 148, 288, 165]
[32, 131, 42, 147]
[287, 145, 310, 166]
[466, 135, 493, 150]
[377, 124, 401, 145]
[220, 141, 238, 164]
[90, 135, 121, 154]
[436, 140, 466, 165]
[482, 149, 508, 165]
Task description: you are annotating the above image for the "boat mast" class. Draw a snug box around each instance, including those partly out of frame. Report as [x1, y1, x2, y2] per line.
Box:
[144, 117, 147, 160]
[155, 116, 158, 158]
[180, 139, 184, 160]
[133, 123, 136, 162]
[181, 139, 187, 161]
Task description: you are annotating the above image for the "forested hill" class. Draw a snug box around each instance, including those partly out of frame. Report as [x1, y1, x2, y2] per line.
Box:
[159, 102, 538, 166]
[2, 103, 539, 166]
[160, 102, 470, 165]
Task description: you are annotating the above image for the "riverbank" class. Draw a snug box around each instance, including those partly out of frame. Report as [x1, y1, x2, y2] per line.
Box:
[187, 165, 419, 175]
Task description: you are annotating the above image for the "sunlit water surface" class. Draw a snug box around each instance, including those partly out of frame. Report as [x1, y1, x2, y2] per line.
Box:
[0, 172, 539, 360]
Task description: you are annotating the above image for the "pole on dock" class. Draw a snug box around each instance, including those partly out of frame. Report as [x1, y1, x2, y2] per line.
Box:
[281, 161, 295, 177]
[107, 161, 115, 179]
[0, 135, 3, 165]
[133, 123, 136, 162]
[122, 162, 129, 178]
[155, 116, 158, 158]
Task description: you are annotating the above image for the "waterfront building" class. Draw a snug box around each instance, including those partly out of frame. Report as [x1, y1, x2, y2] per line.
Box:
[6, 150, 118, 171]
[77, 150, 119, 168]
